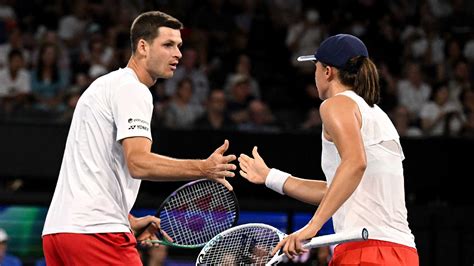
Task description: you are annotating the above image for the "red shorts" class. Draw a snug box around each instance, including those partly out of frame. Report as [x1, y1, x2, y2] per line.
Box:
[43, 232, 142, 266]
[330, 239, 419, 266]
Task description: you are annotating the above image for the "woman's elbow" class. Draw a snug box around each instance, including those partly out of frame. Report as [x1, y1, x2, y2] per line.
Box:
[354, 159, 367, 177]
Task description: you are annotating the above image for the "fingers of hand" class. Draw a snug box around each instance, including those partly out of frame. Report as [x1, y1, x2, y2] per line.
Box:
[271, 239, 285, 256]
[223, 154, 237, 162]
[239, 153, 252, 162]
[239, 170, 248, 178]
[215, 178, 233, 191]
[160, 230, 174, 243]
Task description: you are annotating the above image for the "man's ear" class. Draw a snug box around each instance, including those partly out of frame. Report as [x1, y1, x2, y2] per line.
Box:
[136, 39, 149, 56]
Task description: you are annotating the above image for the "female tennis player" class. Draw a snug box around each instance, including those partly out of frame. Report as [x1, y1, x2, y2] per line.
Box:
[239, 34, 419, 265]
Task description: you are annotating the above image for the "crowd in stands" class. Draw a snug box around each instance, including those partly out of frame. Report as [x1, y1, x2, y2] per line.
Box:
[0, 0, 473, 138]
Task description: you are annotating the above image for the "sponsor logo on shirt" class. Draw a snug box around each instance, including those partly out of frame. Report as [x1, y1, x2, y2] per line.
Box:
[128, 118, 149, 125]
[128, 117, 150, 131]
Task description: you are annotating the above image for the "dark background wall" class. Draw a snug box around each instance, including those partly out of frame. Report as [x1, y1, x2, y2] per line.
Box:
[1, 122, 473, 265]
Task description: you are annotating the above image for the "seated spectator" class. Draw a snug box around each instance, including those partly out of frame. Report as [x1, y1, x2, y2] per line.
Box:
[164, 47, 209, 105]
[163, 78, 204, 129]
[0, 49, 31, 115]
[397, 61, 432, 126]
[0, 228, 22, 266]
[237, 99, 280, 133]
[300, 107, 322, 132]
[31, 42, 69, 113]
[0, 28, 31, 69]
[194, 89, 235, 130]
[223, 54, 260, 99]
[226, 75, 255, 124]
[460, 111, 474, 138]
[391, 106, 423, 137]
[420, 81, 464, 136]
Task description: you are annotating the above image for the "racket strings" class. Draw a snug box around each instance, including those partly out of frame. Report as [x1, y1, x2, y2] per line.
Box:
[199, 227, 280, 265]
[160, 181, 237, 246]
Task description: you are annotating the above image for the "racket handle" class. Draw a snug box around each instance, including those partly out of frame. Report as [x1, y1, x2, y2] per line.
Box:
[303, 228, 368, 249]
[265, 228, 368, 266]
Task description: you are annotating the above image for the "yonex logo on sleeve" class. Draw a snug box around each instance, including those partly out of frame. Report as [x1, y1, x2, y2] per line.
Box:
[128, 124, 149, 131]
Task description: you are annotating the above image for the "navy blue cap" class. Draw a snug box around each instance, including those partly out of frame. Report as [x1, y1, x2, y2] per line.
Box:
[297, 34, 368, 68]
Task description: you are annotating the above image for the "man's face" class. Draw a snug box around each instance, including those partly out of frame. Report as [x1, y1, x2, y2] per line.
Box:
[146, 27, 182, 79]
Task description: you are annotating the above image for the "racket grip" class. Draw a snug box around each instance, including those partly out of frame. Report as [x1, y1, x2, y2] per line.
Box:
[303, 228, 369, 249]
[266, 228, 368, 266]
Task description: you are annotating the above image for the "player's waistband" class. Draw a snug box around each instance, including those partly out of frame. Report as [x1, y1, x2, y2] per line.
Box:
[334, 239, 417, 254]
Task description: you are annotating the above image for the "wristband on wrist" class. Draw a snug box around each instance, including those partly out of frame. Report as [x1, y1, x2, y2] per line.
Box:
[265, 168, 291, 195]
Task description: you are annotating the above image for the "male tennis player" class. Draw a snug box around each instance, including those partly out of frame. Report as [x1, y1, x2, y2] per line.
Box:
[42, 11, 236, 266]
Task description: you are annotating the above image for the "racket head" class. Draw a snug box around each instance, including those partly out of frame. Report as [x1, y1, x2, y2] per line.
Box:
[196, 223, 286, 265]
[156, 179, 239, 248]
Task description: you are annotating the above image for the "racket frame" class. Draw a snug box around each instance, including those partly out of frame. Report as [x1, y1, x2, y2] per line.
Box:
[149, 179, 239, 249]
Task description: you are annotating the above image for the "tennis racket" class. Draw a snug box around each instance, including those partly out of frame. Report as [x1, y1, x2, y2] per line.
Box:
[144, 179, 239, 248]
[196, 223, 368, 265]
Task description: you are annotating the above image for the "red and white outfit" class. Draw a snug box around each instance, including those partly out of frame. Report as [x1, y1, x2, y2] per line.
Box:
[42, 67, 153, 265]
[322, 90, 418, 265]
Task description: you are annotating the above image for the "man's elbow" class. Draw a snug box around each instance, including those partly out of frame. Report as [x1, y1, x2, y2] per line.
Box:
[127, 158, 148, 179]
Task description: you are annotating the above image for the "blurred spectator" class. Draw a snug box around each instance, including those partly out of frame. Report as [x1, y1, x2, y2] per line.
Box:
[397, 61, 432, 125]
[460, 111, 474, 138]
[194, 89, 235, 130]
[392, 106, 423, 137]
[237, 99, 280, 133]
[151, 80, 171, 128]
[378, 63, 398, 115]
[85, 34, 114, 79]
[440, 38, 464, 81]
[463, 33, 474, 62]
[285, 9, 324, 75]
[31, 42, 69, 112]
[0, 28, 31, 69]
[191, 0, 235, 63]
[300, 107, 322, 132]
[57, 0, 88, 48]
[226, 74, 255, 124]
[163, 78, 204, 129]
[0, 228, 22, 266]
[0, 49, 31, 114]
[447, 59, 472, 105]
[419, 81, 464, 136]
[164, 47, 209, 105]
[223, 54, 260, 99]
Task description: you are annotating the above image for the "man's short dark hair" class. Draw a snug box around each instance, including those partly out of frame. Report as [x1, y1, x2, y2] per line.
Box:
[130, 11, 183, 53]
[8, 49, 23, 61]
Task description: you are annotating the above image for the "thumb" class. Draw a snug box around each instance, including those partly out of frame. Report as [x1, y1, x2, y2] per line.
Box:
[252, 146, 262, 160]
[215, 139, 229, 155]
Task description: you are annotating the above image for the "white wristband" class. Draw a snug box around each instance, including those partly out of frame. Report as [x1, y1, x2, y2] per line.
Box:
[265, 168, 291, 195]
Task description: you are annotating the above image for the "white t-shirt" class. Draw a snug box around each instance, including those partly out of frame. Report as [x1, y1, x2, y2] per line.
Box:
[42, 67, 153, 235]
[321, 90, 416, 248]
[0, 68, 31, 96]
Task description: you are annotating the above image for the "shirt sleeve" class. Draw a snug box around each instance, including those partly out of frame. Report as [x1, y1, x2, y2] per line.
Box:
[112, 81, 154, 142]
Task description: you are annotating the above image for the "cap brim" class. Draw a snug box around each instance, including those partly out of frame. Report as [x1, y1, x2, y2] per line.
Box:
[297, 55, 316, 62]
